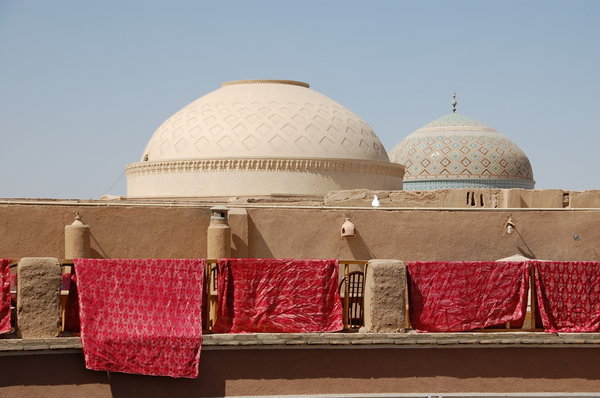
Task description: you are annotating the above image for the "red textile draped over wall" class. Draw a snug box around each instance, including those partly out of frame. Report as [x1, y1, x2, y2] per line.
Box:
[0, 259, 10, 334]
[213, 259, 343, 333]
[408, 261, 530, 332]
[534, 261, 600, 333]
[75, 259, 204, 378]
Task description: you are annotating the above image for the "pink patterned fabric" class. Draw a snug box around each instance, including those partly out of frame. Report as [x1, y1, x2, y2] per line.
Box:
[534, 261, 600, 333]
[0, 259, 10, 334]
[213, 258, 343, 333]
[75, 259, 204, 378]
[408, 261, 530, 332]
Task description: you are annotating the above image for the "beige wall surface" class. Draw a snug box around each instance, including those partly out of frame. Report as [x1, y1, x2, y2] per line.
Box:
[1, 348, 599, 397]
[1, 203, 599, 261]
[246, 208, 600, 261]
[0, 204, 210, 260]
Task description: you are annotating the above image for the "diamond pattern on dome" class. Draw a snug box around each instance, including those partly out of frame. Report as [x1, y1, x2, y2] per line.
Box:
[224, 115, 237, 124]
[319, 136, 335, 151]
[292, 114, 306, 124]
[242, 135, 259, 151]
[189, 126, 202, 138]
[217, 136, 233, 151]
[294, 135, 311, 152]
[194, 137, 209, 151]
[269, 114, 283, 123]
[389, 113, 534, 188]
[256, 123, 272, 135]
[210, 125, 224, 136]
[172, 127, 183, 139]
[232, 123, 247, 136]
[246, 114, 260, 124]
[175, 138, 188, 153]
[159, 141, 170, 154]
[268, 135, 286, 151]
[341, 138, 354, 152]
[305, 124, 320, 137]
[142, 82, 388, 162]
[282, 123, 297, 134]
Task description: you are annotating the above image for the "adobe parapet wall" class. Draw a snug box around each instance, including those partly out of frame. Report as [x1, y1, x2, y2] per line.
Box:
[325, 188, 600, 208]
[1, 334, 600, 397]
[1, 195, 600, 261]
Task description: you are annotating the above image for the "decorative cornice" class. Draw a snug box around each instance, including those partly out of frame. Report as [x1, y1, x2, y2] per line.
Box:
[125, 158, 405, 178]
[403, 175, 534, 182]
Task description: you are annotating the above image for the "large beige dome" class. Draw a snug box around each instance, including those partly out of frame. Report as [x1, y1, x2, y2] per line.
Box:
[126, 80, 404, 197]
[141, 80, 389, 162]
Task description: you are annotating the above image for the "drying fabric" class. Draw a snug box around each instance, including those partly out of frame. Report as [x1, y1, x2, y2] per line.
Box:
[75, 259, 204, 378]
[213, 258, 343, 333]
[534, 261, 600, 333]
[0, 259, 10, 334]
[408, 261, 530, 332]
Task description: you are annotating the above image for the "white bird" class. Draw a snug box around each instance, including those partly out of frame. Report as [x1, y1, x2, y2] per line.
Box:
[371, 194, 380, 207]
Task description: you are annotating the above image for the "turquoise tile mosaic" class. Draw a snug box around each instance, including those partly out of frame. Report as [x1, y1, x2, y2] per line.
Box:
[389, 113, 535, 190]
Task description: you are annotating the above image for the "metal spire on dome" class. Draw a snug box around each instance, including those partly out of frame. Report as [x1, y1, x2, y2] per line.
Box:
[451, 93, 457, 113]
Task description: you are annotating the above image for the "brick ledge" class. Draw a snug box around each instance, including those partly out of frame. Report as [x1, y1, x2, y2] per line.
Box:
[2, 333, 600, 354]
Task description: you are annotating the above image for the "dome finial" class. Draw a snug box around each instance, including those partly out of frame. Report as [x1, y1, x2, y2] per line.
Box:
[451, 93, 458, 113]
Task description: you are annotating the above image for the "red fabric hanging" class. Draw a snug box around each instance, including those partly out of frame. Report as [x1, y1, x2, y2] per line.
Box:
[64, 272, 80, 333]
[75, 259, 204, 378]
[534, 261, 600, 333]
[213, 258, 343, 333]
[0, 259, 10, 334]
[408, 261, 530, 332]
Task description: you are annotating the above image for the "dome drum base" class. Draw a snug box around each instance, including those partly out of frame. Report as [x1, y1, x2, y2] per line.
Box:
[126, 158, 405, 197]
[403, 179, 535, 190]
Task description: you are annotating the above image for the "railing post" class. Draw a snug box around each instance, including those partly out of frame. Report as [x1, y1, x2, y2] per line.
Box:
[209, 262, 218, 330]
[203, 261, 211, 332]
[530, 263, 538, 330]
[343, 263, 350, 331]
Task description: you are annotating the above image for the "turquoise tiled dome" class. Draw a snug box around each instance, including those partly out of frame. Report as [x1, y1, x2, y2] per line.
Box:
[389, 113, 535, 190]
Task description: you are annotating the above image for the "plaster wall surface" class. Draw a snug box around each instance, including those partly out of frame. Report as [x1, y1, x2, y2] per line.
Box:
[1, 202, 599, 261]
[570, 190, 600, 208]
[325, 189, 575, 208]
[0, 204, 210, 259]
[245, 208, 600, 261]
[1, 348, 599, 397]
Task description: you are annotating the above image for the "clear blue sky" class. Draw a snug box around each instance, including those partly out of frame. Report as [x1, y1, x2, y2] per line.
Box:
[1, 1, 598, 198]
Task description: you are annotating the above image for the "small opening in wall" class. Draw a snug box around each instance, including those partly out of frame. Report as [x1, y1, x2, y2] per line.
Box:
[467, 192, 477, 207]
[480, 194, 484, 207]
[563, 192, 570, 208]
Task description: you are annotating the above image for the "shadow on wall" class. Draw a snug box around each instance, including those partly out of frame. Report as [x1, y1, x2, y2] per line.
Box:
[515, 228, 537, 260]
[90, 232, 108, 259]
[246, 215, 274, 259]
[231, 233, 247, 258]
[346, 229, 375, 260]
